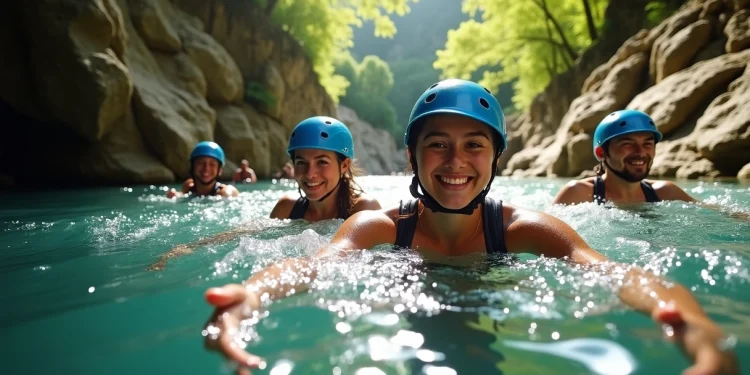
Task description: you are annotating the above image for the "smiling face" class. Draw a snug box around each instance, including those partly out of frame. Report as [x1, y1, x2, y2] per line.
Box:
[600, 131, 656, 182]
[293, 149, 350, 200]
[411, 114, 496, 210]
[191, 156, 221, 186]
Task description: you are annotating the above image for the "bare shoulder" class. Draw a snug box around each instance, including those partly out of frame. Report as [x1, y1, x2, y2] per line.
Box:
[220, 184, 239, 197]
[503, 203, 607, 262]
[269, 193, 300, 219]
[352, 193, 383, 212]
[329, 207, 398, 250]
[551, 177, 596, 205]
[646, 179, 697, 202]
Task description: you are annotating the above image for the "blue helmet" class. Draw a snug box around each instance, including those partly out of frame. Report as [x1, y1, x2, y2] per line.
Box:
[190, 141, 225, 166]
[404, 79, 507, 152]
[593, 110, 663, 160]
[287, 116, 354, 159]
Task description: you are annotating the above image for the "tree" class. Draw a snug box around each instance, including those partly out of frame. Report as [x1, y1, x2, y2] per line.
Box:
[268, 0, 417, 102]
[434, 0, 609, 110]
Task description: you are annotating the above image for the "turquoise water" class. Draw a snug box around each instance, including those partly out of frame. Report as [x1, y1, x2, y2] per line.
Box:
[1, 176, 749, 375]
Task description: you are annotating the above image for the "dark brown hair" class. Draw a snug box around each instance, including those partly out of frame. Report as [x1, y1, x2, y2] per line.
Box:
[335, 154, 364, 219]
[290, 151, 364, 219]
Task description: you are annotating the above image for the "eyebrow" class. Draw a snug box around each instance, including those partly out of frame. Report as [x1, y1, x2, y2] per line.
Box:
[294, 154, 332, 161]
[422, 131, 491, 141]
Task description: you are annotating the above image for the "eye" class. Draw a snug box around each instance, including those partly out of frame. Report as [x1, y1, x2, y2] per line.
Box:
[427, 142, 447, 148]
[467, 141, 484, 148]
[317, 159, 329, 165]
[294, 160, 307, 166]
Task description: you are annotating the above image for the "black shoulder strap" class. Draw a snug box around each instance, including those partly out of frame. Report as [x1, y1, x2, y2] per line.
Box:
[640, 181, 661, 203]
[394, 199, 419, 249]
[212, 182, 223, 196]
[288, 197, 309, 220]
[482, 197, 507, 254]
[593, 176, 606, 205]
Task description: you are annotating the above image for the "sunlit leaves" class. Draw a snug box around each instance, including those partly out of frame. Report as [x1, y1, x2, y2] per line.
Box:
[434, 0, 609, 110]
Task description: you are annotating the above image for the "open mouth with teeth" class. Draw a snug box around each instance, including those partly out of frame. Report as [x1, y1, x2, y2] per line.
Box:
[435, 175, 474, 189]
[624, 158, 649, 167]
[304, 181, 325, 191]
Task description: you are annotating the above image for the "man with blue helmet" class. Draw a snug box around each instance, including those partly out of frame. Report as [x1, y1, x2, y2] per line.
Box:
[201, 80, 737, 375]
[269, 116, 381, 221]
[553, 110, 696, 205]
[166, 141, 239, 198]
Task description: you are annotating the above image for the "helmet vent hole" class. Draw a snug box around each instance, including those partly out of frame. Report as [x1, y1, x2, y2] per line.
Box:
[425, 93, 437, 103]
[649, 121, 655, 126]
[429, 83, 439, 89]
[324, 120, 332, 124]
[479, 98, 490, 109]
[291, 131, 296, 137]
[483, 87, 491, 94]
[320, 132, 329, 139]
[619, 121, 627, 127]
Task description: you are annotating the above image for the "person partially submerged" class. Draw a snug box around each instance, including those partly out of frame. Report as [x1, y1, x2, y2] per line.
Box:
[147, 116, 381, 271]
[166, 141, 238, 199]
[203, 80, 737, 374]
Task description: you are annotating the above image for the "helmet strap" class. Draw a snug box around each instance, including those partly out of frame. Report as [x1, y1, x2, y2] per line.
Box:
[296, 166, 343, 203]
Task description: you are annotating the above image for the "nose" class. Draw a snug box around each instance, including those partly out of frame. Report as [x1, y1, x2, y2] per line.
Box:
[444, 147, 466, 170]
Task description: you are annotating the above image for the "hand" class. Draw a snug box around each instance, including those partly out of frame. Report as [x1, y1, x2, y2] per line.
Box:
[653, 304, 739, 375]
[204, 284, 265, 375]
[166, 189, 178, 199]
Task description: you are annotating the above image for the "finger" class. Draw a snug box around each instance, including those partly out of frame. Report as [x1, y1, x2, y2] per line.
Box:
[205, 284, 248, 307]
[219, 328, 263, 367]
[236, 367, 252, 375]
[681, 347, 722, 375]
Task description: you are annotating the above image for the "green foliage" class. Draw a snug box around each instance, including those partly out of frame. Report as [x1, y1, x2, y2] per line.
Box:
[387, 59, 440, 128]
[336, 54, 400, 140]
[434, 0, 609, 110]
[270, 0, 417, 102]
[354, 55, 394, 98]
[244, 80, 275, 109]
[645, 0, 685, 27]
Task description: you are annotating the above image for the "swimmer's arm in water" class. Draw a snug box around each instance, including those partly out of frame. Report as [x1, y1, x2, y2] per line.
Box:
[146, 223, 262, 271]
[653, 181, 750, 221]
[551, 180, 592, 205]
[218, 184, 240, 198]
[166, 179, 194, 198]
[202, 210, 395, 367]
[506, 209, 738, 374]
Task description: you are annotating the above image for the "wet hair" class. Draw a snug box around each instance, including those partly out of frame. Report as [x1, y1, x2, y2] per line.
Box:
[335, 153, 364, 219]
[290, 151, 364, 219]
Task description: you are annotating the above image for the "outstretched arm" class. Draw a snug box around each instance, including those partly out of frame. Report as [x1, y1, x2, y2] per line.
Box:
[202, 210, 395, 370]
[507, 210, 738, 374]
[147, 224, 264, 271]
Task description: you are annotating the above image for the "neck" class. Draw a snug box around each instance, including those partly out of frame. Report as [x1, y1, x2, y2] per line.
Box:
[193, 180, 217, 196]
[419, 201, 482, 249]
[602, 172, 643, 199]
[306, 186, 341, 219]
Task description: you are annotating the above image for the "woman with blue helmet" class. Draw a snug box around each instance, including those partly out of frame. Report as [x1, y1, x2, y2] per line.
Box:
[166, 141, 239, 198]
[552, 110, 699, 205]
[201, 80, 737, 374]
[269, 116, 381, 221]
